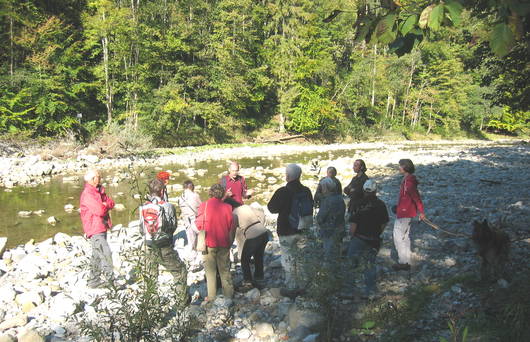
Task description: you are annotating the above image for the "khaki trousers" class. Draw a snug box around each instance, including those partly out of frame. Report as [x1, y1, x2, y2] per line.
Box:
[203, 247, 233, 299]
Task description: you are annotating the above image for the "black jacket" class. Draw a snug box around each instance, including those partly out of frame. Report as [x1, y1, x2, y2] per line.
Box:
[267, 179, 313, 236]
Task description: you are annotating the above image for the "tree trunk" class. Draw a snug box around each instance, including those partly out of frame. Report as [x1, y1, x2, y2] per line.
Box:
[402, 55, 416, 125]
[102, 34, 113, 125]
[371, 44, 377, 107]
[9, 14, 14, 85]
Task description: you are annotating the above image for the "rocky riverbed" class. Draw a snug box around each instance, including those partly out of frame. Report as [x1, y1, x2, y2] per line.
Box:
[0, 140, 529, 341]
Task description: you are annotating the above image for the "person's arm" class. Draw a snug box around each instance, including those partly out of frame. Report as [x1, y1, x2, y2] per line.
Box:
[82, 191, 107, 217]
[267, 187, 287, 214]
[242, 177, 253, 198]
[195, 202, 206, 231]
[405, 178, 425, 220]
[229, 213, 236, 244]
[168, 204, 177, 236]
[316, 198, 329, 225]
[100, 186, 115, 210]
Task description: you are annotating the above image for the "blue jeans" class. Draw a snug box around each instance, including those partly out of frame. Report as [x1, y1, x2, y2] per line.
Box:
[347, 237, 378, 295]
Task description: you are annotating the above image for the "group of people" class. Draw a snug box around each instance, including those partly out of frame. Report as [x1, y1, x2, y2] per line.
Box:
[79, 157, 425, 301]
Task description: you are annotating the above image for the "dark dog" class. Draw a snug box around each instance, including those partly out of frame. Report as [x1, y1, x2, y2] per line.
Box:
[471, 219, 510, 281]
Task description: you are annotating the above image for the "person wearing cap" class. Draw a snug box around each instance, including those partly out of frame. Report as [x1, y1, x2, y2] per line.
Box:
[315, 177, 345, 259]
[156, 171, 171, 201]
[392, 159, 426, 271]
[347, 179, 389, 298]
[221, 161, 253, 209]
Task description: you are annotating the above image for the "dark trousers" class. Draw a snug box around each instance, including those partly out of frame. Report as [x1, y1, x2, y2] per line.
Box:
[241, 232, 269, 282]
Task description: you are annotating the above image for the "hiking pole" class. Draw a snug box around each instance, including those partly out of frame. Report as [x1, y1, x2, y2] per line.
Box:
[421, 218, 470, 238]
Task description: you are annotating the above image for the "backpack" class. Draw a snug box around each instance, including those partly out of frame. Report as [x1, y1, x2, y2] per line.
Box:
[288, 189, 313, 230]
[140, 200, 166, 244]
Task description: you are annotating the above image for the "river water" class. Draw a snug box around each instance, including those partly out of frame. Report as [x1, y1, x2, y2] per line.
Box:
[1, 149, 342, 248]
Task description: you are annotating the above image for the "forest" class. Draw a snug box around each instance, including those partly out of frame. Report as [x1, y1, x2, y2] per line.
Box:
[0, 0, 529, 147]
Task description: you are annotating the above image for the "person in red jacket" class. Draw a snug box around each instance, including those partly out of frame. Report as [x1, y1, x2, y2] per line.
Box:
[220, 161, 254, 208]
[80, 169, 115, 288]
[392, 159, 426, 271]
[196, 184, 235, 300]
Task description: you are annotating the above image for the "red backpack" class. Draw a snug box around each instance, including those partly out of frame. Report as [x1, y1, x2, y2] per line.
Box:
[140, 200, 166, 241]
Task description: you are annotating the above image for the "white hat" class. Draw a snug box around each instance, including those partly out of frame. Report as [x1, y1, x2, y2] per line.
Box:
[363, 179, 377, 192]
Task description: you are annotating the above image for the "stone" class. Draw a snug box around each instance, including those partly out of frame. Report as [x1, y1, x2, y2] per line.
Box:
[48, 293, 77, 320]
[235, 328, 252, 339]
[213, 296, 233, 308]
[0, 314, 28, 330]
[114, 203, 126, 211]
[255, 322, 274, 338]
[245, 288, 260, 302]
[18, 211, 33, 217]
[64, 204, 75, 211]
[47, 216, 57, 225]
[497, 278, 509, 288]
[0, 334, 16, 342]
[17, 329, 44, 342]
[0, 237, 6, 258]
[288, 326, 311, 341]
[288, 299, 324, 330]
[303, 333, 320, 342]
[53, 233, 71, 246]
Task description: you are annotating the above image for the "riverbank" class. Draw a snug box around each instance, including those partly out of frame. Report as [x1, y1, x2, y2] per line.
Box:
[0, 138, 525, 188]
[0, 140, 529, 341]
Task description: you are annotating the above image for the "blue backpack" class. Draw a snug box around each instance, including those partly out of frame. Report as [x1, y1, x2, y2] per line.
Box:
[288, 190, 313, 230]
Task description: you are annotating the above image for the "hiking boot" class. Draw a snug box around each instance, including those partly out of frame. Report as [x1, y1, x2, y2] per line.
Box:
[392, 263, 411, 271]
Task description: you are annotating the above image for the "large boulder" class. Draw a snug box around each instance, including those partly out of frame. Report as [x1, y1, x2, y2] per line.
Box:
[47, 293, 77, 321]
[17, 329, 44, 342]
[287, 298, 324, 330]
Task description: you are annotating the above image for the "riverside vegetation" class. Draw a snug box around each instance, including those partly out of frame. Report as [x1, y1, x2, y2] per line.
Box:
[0, 141, 529, 341]
[0, 0, 529, 146]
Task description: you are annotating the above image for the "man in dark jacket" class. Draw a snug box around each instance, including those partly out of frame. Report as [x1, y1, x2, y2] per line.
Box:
[140, 178, 188, 302]
[347, 179, 389, 298]
[267, 164, 313, 291]
[80, 169, 115, 288]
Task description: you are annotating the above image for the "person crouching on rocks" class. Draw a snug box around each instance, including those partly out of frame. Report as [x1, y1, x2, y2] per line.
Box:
[316, 177, 345, 260]
[80, 169, 115, 288]
[233, 204, 270, 290]
[347, 179, 389, 299]
[140, 178, 188, 303]
[196, 184, 235, 301]
[392, 159, 426, 271]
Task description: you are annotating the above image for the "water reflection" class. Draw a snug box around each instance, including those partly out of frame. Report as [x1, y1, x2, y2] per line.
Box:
[1, 149, 343, 248]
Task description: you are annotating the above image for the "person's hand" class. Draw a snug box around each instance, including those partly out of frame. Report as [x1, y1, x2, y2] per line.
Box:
[419, 213, 426, 221]
[224, 188, 233, 199]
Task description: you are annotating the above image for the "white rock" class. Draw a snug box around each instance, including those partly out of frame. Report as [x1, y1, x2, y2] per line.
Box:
[64, 204, 75, 211]
[47, 216, 57, 225]
[235, 328, 252, 339]
[0, 314, 27, 330]
[18, 211, 33, 217]
[0, 285, 16, 303]
[17, 329, 44, 342]
[255, 322, 274, 338]
[0, 334, 16, 342]
[114, 203, 126, 211]
[53, 233, 71, 246]
[48, 293, 77, 321]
